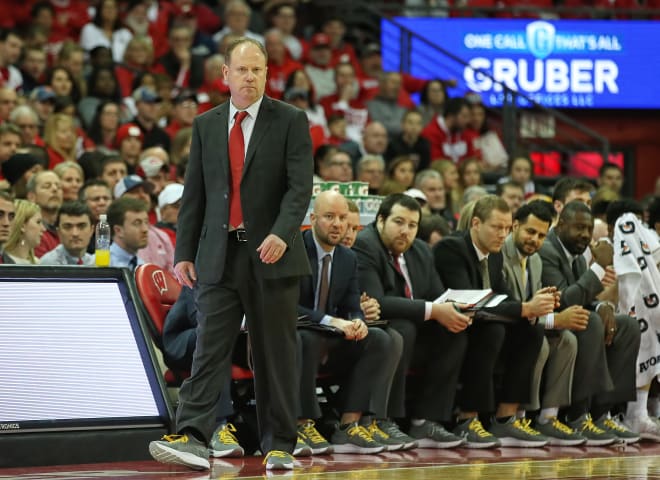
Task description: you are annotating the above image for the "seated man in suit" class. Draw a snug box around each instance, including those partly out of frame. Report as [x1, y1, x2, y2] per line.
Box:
[501, 200, 587, 445]
[296, 191, 399, 454]
[539, 200, 640, 444]
[433, 195, 553, 448]
[353, 193, 470, 449]
[161, 286, 244, 458]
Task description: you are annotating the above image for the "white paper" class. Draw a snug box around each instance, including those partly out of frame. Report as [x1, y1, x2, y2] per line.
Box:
[435, 288, 493, 305]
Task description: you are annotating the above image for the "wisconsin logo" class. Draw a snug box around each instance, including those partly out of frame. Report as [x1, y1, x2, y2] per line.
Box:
[619, 221, 635, 234]
[620, 240, 631, 255]
[152, 270, 168, 294]
[643, 293, 659, 308]
[638, 256, 648, 271]
[526, 21, 555, 59]
[641, 241, 651, 254]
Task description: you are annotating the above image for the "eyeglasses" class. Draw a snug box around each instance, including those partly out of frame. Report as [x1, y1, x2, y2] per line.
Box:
[16, 123, 38, 130]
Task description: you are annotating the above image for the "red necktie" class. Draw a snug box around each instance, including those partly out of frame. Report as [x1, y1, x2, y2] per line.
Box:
[229, 111, 249, 228]
[77, 258, 83, 265]
[392, 254, 412, 299]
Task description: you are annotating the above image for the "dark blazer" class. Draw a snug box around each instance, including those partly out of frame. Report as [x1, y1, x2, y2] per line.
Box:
[433, 230, 522, 320]
[298, 229, 362, 324]
[538, 229, 603, 309]
[155, 51, 205, 89]
[353, 223, 444, 324]
[162, 287, 197, 371]
[175, 96, 313, 284]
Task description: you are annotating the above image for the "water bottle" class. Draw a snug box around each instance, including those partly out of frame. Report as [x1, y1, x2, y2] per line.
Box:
[95, 214, 111, 267]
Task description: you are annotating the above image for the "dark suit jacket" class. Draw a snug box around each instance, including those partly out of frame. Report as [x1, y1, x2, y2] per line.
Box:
[156, 51, 205, 89]
[539, 229, 603, 309]
[175, 96, 313, 284]
[298, 229, 362, 324]
[353, 223, 444, 324]
[433, 230, 522, 320]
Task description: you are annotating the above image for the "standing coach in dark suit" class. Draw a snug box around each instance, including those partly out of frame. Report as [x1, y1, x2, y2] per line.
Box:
[150, 38, 313, 472]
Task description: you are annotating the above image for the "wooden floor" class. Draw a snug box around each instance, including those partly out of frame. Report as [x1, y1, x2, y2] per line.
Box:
[2, 443, 660, 479]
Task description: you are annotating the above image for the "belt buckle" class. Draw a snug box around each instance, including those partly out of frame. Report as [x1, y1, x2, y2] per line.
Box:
[235, 229, 247, 242]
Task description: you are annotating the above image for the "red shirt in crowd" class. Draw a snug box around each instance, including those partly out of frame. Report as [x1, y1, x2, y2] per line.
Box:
[421, 116, 477, 163]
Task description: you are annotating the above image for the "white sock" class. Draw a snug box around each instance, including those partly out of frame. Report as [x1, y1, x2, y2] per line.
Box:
[411, 418, 425, 426]
[627, 388, 650, 419]
[537, 407, 559, 424]
[516, 410, 526, 419]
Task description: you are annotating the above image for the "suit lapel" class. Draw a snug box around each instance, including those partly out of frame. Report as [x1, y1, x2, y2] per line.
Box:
[243, 97, 274, 177]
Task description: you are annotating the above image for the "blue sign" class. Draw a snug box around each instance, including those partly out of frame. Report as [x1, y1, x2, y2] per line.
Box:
[382, 18, 660, 109]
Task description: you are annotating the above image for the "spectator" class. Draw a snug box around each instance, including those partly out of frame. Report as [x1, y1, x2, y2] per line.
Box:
[81, 0, 133, 63]
[417, 213, 450, 247]
[212, 0, 264, 47]
[40, 200, 95, 265]
[386, 155, 416, 190]
[264, 29, 302, 100]
[87, 100, 121, 149]
[9, 105, 41, 146]
[0, 28, 23, 91]
[356, 155, 385, 195]
[421, 97, 475, 163]
[0, 122, 21, 166]
[153, 23, 204, 89]
[100, 155, 128, 192]
[366, 72, 408, 138]
[78, 66, 122, 128]
[165, 89, 198, 140]
[465, 101, 508, 173]
[115, 123, 144, 173]
[320, 18, 360, 73]
[418, 80, 447, 127]
[318, 149, 353, 182]
[431, 159, 460, 215]
[46, 66, 81, 104]
[115, 35, 154, 99]
[0, 87, 17, 124]
[320, 62, 368, 143]
[496, 180, 525, 216]
[498, 155, 544, 199]
[114, 174, 175, 274]
[18, 46, 47, 94]
[57, 42, 87, 99]
[361, 121, 388, 158]
[79, 178, 112, 253]
[285, 69, 327, 130]
[551, 177, 595, 224]
[43, 113, 77, 169]
[107, 195, 149, 270]
[26, 170, 63, 258]
[131, 86, 171, 150]
[53, 161, 84, 202]
[0, 190, 15, 263]
[170, 127, 192, 169]
[304, 33, 335, 101]
[598, 162, 624, 196]
[29, 86, 57, 135]
[156, 182, 183, 247]
[269, 3, 303, 61]
[138, 146, 170, 197]
[414, 169, 455, 228]
[454, 158, 483, 210]
[341, 198, 361, 248]
[1, 152, 43, 199]
[2, 198, 45, 264]
[385, 109, 431, 171]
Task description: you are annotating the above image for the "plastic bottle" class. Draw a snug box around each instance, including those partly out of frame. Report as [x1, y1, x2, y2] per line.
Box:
[95, 214, 111, 267]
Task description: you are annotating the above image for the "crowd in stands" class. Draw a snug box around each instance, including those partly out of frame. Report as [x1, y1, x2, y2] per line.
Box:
[1, 0, 660, 460]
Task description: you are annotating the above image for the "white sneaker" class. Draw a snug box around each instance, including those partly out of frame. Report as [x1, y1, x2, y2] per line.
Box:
[626, 415, 660, 442]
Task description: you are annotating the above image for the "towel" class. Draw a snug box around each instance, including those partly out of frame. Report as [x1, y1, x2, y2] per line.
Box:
[614, 213, 660, 387]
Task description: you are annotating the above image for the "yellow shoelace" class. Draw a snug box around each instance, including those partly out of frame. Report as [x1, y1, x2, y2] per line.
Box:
[581, 416, 606, 434]
[367, 420, 390, 440]
[550, 417, 576, 435]
[262, 450, 292, 465]
[218, 423, 240, 445]
[603, 417, 628, 433]
[302, 420, 327, 444]
[347, 424, 375, 442]
[161, 434, 189, 443]
[468, 418, 492, 438]
[518, 418, 543, 436]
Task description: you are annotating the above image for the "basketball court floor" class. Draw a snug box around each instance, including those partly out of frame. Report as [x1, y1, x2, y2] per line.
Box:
[2, 442, 659, 479]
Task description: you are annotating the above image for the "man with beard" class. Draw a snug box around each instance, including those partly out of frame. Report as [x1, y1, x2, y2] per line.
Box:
[107, 196, 149, 270]
[296, 191, 396, 454]
[40, 201, 95, 265]
[421, 97, 476, 164]
[354, 193, 470, 450]
[433, 195, 553, 448]
[539, 200, 640, 444]
[501, 200, 587, 445]
[26, 170, 63, 258]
